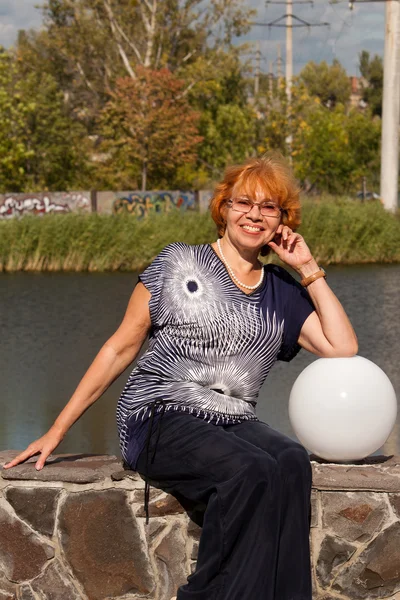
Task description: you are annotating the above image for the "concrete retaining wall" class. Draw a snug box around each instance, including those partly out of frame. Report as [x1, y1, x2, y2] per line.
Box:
[0, 190, 214, 219]
[1, 451, 399, 600]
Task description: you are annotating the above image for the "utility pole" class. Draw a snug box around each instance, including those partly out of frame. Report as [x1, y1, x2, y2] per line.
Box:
[255, 41, 261, 96]
[253, 2, 328, 106]
[350, 0, 400, 212]
[252, 2, 328, 154]
[286, 0, 293, 105]
[269, 59, 274, 94]
[380, 1, 400, 212]
[277, 43, 283, 79]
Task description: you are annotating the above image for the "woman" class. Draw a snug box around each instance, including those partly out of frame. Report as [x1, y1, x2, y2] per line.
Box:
[4, 154, 358, 600]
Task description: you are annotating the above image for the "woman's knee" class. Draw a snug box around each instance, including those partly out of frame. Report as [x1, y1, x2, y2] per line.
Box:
[242, 453, 279, 488]
[277, 440, 312, 480]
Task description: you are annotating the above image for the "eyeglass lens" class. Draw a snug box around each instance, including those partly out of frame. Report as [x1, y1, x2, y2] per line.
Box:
[231, 198, 281, 217]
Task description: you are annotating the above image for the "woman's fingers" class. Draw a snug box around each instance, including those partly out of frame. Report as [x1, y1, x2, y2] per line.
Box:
[3, 443, 41, 469]
[35, 449, 52, 471]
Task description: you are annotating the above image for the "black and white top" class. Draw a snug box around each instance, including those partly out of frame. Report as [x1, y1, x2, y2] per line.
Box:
[116, 242, 315, 462]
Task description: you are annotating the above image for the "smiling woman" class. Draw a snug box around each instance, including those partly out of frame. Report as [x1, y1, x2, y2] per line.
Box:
[210, 152, 301, 257]
[4, 153, 358, 600]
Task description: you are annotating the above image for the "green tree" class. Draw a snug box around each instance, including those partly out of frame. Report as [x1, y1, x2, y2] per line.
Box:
[177, 49, 256, 184]
[0, 48, 34, 192]
[0, 46, 90, 193]
[292, 102, 353, 194]
[99, 67, 202, 190]
[28, 0, 254, 126]
[18, 71, 91, 191]
[198, 103, 257, 173]
[298, 59, 351, 108]
[359, 50, 383, 116]
[346, 109, 381, 189]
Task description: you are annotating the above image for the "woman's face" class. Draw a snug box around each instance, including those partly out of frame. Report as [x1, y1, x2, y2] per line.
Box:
[223, 182, 282, 253]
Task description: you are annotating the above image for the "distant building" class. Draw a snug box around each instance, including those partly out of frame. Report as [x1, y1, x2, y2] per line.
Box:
[349, 76, 368, 109]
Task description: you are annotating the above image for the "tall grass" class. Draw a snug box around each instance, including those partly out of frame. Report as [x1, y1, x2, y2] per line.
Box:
[298, 197, 400, 264]
[0, 199, 399, 272]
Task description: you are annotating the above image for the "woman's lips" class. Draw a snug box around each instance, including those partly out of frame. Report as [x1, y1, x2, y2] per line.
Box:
[240, 224, 264, 235]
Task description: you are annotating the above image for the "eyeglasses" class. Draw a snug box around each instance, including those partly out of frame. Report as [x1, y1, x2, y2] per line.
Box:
[228, 197, 284, 218]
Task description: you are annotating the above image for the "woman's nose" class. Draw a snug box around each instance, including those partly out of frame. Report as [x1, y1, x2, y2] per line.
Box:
[246, 204, 263, 219]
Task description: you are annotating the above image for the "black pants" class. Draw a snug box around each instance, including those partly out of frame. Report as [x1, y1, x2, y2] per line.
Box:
[135, 411, 312, 600]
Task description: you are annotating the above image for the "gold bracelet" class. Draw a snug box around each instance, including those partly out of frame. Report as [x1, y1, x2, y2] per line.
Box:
[300, 268, 326, 287]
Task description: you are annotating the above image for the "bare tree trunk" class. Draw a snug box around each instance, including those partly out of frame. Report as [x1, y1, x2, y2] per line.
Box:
[142, 160, 147, 191]
[103, 0, 137, 79]
[141, 0, 157, 67]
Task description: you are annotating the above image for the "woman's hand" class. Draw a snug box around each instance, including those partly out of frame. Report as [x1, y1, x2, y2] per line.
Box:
[267, 224, 314, 271]
[3, 427, 64, 471]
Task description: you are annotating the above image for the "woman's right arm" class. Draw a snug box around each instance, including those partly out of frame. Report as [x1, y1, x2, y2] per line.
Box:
[4, 282, 152, 471]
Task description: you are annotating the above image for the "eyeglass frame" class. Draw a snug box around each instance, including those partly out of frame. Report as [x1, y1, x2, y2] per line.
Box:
[227, 197, 286, 219]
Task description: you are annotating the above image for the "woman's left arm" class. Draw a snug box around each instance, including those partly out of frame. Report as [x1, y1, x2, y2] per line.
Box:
[268, 225, 358, 358]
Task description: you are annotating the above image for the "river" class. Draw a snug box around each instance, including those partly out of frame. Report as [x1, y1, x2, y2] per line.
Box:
[0, 264, 399, 459]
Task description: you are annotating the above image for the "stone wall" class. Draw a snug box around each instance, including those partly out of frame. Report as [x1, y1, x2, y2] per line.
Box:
[1, 451, 399, 600]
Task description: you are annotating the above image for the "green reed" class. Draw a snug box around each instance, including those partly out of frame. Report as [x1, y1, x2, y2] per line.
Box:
[0, 199, 399, 272]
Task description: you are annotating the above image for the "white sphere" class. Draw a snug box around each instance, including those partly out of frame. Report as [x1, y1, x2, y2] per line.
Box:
[289, 356, 397, 462]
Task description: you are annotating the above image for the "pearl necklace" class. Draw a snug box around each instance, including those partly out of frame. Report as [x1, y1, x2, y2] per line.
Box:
[217, 238, 264, 291]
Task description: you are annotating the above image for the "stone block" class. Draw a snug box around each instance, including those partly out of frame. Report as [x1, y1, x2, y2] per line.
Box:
[191, 541, 199, 561]
[389, 494, 400, 519]
[316, 534, 356, 588]
[187, 520, 202, 541]
[144, 517, 168, 541]
[59, 489, 154, 599]
[311, 490, 319, 528]
[0, 506, 54, 582]
[333, 522, 400, 598]
[132, 487, 163, 504]
[0, 575, 16, 600]
[5, 488, 60, 537]
[136, 494, 185, 518]
[31, 560, 81, 599]
[1, 453, 121, 484]
[111, 469, 141, 482]
[17, 585, 35, 600]
[311, 456, 400, 493]
[321, 491, 388, 543]
[155, 522, 188, 600]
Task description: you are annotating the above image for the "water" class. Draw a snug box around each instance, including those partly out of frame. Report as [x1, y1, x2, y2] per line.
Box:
[0, 265, 399, 458]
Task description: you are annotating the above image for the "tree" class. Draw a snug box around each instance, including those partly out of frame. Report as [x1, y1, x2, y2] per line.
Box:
[99, 67, 203, 190]
[177, 48, 256, 183]
[298, 60, 351, 108]
[359, 50, 383, 117]
[27, 0, 254, 125]
[346, 109, 381, 189]
[0, 47, 34, 192]
[0, 46, 90, 193]
[198, 103, 257, 173]
[292, 102, 353, 194]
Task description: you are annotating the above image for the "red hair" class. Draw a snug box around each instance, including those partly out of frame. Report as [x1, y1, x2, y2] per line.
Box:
[209, 153, 301, 256]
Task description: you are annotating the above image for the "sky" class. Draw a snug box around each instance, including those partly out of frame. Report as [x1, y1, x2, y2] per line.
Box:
[0, 0, 386, 76]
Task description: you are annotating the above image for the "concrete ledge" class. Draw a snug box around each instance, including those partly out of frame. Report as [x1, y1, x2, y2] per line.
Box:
[1, 451, 400, 600]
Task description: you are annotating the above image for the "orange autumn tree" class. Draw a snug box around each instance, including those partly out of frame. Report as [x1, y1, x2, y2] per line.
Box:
[99, 67, 203, 190]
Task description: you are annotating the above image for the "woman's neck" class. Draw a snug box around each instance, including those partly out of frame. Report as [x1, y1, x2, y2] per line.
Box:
[216, 236, 261, 274]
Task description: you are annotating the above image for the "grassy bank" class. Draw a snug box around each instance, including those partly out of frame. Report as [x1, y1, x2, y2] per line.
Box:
[0, 198, 399, 272]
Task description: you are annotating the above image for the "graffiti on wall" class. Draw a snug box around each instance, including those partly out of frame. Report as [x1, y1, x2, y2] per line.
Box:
[112, 191, 195, 218]
[0, 192, 90, 219]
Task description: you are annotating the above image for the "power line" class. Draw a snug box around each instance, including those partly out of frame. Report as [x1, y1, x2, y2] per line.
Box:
[251, 1, 329, 104]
